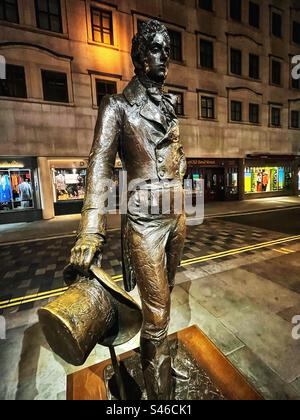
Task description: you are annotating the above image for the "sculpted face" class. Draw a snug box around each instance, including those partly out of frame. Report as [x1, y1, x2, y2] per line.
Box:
[144, 32, 170, 84]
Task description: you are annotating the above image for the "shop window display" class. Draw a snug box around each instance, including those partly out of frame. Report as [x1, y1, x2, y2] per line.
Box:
[53, 169, 87, 201]
[0, 170, 34, 211]
[244, 167, 292, 194]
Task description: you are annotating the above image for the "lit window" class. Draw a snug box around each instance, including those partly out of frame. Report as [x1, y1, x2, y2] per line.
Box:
[91, 8, 113, 45]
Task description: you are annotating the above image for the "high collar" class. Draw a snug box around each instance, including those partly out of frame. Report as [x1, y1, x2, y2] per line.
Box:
[123, 76, 148, 106]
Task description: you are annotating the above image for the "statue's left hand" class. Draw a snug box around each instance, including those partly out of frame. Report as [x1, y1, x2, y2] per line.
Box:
[70, 234, 104, 273]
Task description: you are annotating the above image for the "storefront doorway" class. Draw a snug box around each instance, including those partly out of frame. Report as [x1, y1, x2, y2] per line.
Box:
[204, 168, 225, 201]
[186, 158, 240, 202]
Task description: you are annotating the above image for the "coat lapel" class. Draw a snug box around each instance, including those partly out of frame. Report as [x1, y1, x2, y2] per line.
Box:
[140, 100, 168, 133]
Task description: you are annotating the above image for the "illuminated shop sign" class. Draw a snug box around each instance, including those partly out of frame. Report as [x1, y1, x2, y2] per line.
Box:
[0, 161, 25, 168]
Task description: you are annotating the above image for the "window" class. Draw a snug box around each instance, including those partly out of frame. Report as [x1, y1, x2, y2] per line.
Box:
[35, 0, 62, 33]
[0, 64, 27, 98]
[91, 8, 113, 45]
[245, 167, 289, 193]
[292, 76, 300, 90]
[249, 2, 260, 28]
[201, 96, 215, 119]
[168, 30, 182, 62]
[42, 70, 69, 103]
[271, 60, 281, 85]
[291, 110, 300, 128]
[0, 169, 34, 211]
[200, 39, 214, 69]
[272, 12, 282, 38]
[271, 107, 281, 127]
[249, 54, 260, 79]
[96, 80, 117, 107]
[53, 168, 87, 202]
[231, 101, 242, 121]
[230, 0, 242, 22]
[293, 21, 300, 44]
[231, 48, 242, 75]
[169, 91, 184, 116]
[249, 103, 259, 124]
[199, 0, 213, 11]
[0, 0, 19, 23]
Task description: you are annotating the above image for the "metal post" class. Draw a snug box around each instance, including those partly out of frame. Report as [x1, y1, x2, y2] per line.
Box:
[109, 346, 127, 401]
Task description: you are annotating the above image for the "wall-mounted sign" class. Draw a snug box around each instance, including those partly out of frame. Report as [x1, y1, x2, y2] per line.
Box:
[0, 160, 25, 168]
[187, 158, 239, 167]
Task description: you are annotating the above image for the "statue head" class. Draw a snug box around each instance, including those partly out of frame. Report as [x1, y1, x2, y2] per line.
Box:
[131, 20, 171, 84]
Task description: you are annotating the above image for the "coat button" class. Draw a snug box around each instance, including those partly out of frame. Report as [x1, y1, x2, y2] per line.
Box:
[159, 171, 165, 178]
[158, 157, 164, 163]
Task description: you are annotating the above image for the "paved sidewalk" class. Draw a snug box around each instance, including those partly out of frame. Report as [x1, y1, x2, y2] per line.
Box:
[0, 196, 299, 244]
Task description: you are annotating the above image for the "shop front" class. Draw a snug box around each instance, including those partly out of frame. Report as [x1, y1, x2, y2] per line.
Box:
[244, 155, 295, 199]
[0, 157, 42, 224]
[185, 158, 241, 202]
[49, 157, 123, 217]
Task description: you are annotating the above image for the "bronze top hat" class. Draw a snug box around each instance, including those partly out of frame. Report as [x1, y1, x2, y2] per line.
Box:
[38, 264, 143, 366]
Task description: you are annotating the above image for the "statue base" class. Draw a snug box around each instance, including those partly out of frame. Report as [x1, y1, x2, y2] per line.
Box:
[67, 325, 262, 401]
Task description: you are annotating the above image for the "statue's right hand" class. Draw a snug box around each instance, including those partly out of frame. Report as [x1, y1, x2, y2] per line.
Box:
[70, 234, 104, 274]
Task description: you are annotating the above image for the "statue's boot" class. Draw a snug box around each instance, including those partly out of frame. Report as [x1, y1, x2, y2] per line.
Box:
[140, 337, 173, 400]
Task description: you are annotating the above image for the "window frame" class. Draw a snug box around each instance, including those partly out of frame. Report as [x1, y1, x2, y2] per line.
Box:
[291, 110, 300, 129]
[95, 79, 117, 107]
[201, 96, 215, 120]
[249, 1, 260, 29]
[249, 103, 260, 124]
[168, 90, 185, 117]
[229, 0, 242, 22]
[198, 0, 213, 12]
[0, 0, 19, 24]
[271, 59, 282, 86]
[35, 0, 63, 34]
[230, 48, 242, 76]
[249, 53, 260, 80]
[270, 106, 281, 128]
[292, 21, 300, 45]
[168, 29, 183, 63]
[41, 69, 69, 103]
[200, 38, 214, 70]
[231, 100, 243, 122]
[91, 7, 114, 46]
[0, 63, 27, 99]
[271, 11, 282, 38]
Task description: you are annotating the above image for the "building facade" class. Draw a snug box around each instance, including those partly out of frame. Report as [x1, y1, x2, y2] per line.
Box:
[0, 0, 300, 223]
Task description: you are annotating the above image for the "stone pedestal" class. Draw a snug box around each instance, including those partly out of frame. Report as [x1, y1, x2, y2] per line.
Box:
[67, 325, 262, 401]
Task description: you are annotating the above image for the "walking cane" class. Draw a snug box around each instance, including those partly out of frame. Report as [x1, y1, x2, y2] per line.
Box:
[109, 346, 127, 401]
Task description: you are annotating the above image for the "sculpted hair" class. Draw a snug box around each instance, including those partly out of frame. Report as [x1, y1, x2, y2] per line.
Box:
[131, 20, 170, 75]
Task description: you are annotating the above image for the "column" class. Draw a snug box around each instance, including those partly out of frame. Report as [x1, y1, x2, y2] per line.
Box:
[37, 157, 55, 220]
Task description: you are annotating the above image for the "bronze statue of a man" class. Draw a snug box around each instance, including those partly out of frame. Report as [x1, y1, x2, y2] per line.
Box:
[70, 20, 187, 400]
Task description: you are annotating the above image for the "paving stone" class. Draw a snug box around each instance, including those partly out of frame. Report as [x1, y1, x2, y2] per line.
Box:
[228, 346, 300, 400]
[221, 305, 300, 383]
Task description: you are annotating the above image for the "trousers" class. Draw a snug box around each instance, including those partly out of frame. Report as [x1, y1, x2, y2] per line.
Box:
[125, 185, 186, 399]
